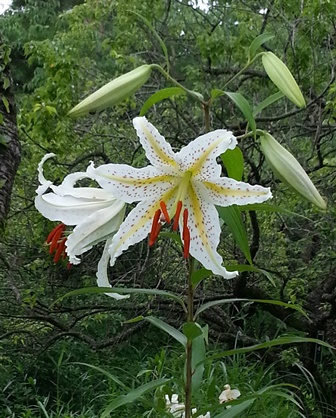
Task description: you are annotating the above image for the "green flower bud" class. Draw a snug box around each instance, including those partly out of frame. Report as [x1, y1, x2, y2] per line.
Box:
[68, 65, 152, 118]
[260, 132, 326, 209]
[262, 52, 306, 108]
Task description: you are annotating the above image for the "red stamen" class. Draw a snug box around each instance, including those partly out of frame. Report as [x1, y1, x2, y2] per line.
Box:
[152, 221, 162, 244]
[49, 225, 65, 254]
[54, 237, 66, 263]
[159, 201, 171, 224]
[173, 201, 183, 231]
[182, 208, 190, 258]
[149, 209, 161, 246]
[46, 223, 64, 244]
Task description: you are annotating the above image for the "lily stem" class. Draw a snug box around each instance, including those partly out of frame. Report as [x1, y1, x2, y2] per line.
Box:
[185, 257, 195, 418]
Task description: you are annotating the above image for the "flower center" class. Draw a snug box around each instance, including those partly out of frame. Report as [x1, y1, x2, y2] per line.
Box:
[46, 223, 71, 268]
[149, 171, 192, 258]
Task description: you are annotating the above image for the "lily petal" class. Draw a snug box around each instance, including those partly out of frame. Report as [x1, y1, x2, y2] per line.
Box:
[108, 198, 162, 266]
[176, 130, 237, 179]
[96, 237, 130, 300]
[184, 185, 238, 279]
[133, 116, 179, 171]
[194, 177, 272, 206]
[36, 153, 56, 194]
[66, 201, 125, 264]
[87, 162, 176, 203]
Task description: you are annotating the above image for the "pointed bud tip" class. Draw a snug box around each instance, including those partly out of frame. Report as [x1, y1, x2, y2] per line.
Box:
[262, 52, 306, 108]
[68, 65, 152, 118]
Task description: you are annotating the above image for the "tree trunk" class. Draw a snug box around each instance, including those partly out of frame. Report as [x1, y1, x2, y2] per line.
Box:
[0, 36, 21, 226]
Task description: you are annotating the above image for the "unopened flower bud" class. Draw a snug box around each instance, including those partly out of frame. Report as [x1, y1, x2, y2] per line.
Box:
[68, 64, 152, 117]
[262, 52, 306, 108]
[260, 132, 326, 209]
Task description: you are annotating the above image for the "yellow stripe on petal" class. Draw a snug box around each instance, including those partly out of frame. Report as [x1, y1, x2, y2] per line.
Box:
[134, 117, 179, 169]
[201, 179, 272, 206]
[189, 137, 225, 175]
[184, 185, 237, 279]
[109, 186, 178, 266]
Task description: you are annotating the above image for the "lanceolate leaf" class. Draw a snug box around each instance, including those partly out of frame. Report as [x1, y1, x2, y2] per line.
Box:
[238, 203, 312, 220]
[101, 378, 172, 417]
[140, 87, 186, 116]
[145, 316, 187, 347]
[207, 336, 334, 362]
[73, 362, 129, 390]
[221, 147, 244, 181]
[191, 333, 205, 394]
[214, 399, 255, 417]
[55, 287, 186, 311]
[217, 206, 252, 264]
[226, 263, 275, 286]
[248, 33, 275, 61]
[194, 297, 308, 319]
[224, 91, 256, 137]
[253, 91, 284, 116]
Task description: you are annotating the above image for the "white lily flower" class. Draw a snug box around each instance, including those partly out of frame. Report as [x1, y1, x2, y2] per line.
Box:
[87, 117, 272, 279]
[219, 384, 241, 404]
[165, 394, 209, 417]
[35, 153, 128, 299]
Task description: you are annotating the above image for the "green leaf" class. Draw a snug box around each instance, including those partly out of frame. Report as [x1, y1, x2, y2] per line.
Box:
[3, 76, 10, 90]
[0, 134, 10, 146]
[207, 336, 335, 361]
[248, 33, 275, 61]
[72, 362, 128, 390]
[191, 268, 212, 288]
[221, 147, 244, 181]
[101, 378, 171, 417]
[214, 399, 255, 417]
[238, 203, 312, 220]
[225, 263, 275, 286]
[194, 297, 309, 319]
[191, 333, 205, 394]
[224, 91, 256, 138]
[253, 91, 284, 116]
[217, 206, 252, 264]
[211, 88, 225, 100]
[182, 322, 203, 340]
[2, 96, 10, 113]
[55, 287, 186, 310]
[145, 316, 187, 346]
[140, 87, 186, 116]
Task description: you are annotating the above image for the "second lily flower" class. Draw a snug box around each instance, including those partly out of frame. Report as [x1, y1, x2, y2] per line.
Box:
[88, 117, 272, 279]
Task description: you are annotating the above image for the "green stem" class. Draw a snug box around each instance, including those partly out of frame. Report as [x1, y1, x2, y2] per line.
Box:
[222, 54, 262, 89]
[150, 64, 206, 105]
[185, 257, 195, 418]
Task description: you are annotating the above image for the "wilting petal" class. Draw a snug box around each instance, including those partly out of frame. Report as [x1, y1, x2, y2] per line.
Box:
[96, 237, 130, 300]
[133, 116, 179, 171]
[183, 185, 238, 279]
[108, 198, 162, 266]
[66, 201, 125, 264]
[176, 130, 236, 179]
[88, 162, 176, 203]
[194, 177, 272, 206]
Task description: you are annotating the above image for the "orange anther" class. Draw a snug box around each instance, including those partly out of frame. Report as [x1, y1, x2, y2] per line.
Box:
[46, 223, 64, 244]
[149, 209, 161, 246]
[159, 201, 171, 224]
[173, 201, 183, 231]
[182, 208, 190, 258]
[49, 224, 65, 254]
[54, 237, 66, 263]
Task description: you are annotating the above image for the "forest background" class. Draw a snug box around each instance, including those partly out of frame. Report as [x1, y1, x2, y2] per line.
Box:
[0, 0, 336, 417]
